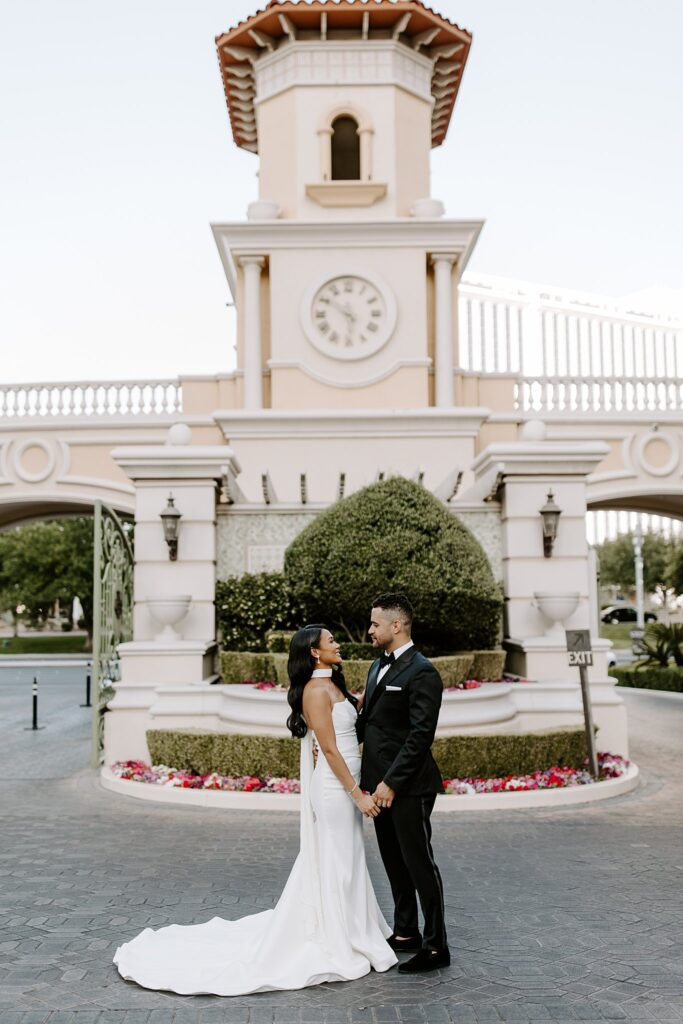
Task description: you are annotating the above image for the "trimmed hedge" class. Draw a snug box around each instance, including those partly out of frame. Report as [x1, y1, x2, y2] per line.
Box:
[432, 728, 587, 779]
[220, 651, 277, 684]
[340, 642, 376, 661]
[610, 665, 683, 693]
[146, 727, 588, 781]
[147, 729, 300, 777]
[265, 630, 295, 653]
[434, 654, 474, 685]
[470, 650, 506, 681]
[219, 650, 503, 689]
[284, 477, 502, 650]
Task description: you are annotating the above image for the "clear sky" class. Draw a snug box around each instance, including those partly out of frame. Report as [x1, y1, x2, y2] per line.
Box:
[1, 0, 681, 384]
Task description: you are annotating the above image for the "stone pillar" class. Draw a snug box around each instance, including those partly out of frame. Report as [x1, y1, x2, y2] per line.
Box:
[103, 425, 241, 764]
[240, 256, 265, 410]
[469, 423, 629, 756]
[358, 126, 374, 180]
[431, 253, 457, 408]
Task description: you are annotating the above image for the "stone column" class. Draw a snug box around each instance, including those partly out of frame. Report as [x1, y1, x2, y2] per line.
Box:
[469, 425, 629, 756]
[358, 126, 374, 180]
[103, 425, 241, 764]
[431, 253, 457, 408]
[240, 256, 265, 410]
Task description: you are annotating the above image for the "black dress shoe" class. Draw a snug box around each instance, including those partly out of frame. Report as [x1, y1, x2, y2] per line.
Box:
[397, 948, 450, 973]
[387, 932, 422, 952]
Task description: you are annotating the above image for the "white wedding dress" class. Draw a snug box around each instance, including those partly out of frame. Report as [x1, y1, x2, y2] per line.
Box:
[113, 691, 397, 995]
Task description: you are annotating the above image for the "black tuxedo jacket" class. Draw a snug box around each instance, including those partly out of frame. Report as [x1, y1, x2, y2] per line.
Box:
[356, 646, 444, 796]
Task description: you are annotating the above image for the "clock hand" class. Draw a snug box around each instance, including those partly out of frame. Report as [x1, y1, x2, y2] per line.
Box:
[329, 298, 357, 323]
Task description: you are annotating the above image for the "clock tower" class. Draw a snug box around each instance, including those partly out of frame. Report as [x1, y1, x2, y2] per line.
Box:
[212, 0, 483, 417]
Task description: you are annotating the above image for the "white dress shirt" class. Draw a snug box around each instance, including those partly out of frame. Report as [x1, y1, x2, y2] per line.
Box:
[377, 639, 414, 684]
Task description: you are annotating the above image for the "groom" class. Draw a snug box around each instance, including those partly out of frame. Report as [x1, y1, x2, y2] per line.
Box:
[356, 593, 449, 973]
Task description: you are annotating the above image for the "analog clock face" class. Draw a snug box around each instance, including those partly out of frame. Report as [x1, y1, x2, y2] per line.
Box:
[303, 273, 396, 361]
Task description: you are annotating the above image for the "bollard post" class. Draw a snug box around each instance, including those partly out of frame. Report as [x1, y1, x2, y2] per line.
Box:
[25, 675, 45, 731]
[80, 663, 92, 708]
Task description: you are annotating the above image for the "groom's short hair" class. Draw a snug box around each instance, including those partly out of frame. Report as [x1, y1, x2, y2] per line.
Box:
[372, 592, 413, 629]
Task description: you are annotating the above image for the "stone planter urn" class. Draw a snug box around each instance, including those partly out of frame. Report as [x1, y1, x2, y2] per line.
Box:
[147, 595, 192, 642]
[532, 592, 580, 636]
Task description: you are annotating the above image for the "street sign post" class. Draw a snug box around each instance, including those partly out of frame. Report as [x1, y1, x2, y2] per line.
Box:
[565, 629, 599, 778]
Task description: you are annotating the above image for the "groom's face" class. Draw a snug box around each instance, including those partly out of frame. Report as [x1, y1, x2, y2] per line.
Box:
[368, 607, 395, 650]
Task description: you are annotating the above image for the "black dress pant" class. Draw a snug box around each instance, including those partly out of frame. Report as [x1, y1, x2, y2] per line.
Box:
[373, 794, 447, 951]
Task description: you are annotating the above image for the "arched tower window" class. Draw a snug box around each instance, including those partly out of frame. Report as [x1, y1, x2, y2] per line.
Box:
[331, 116, 360, 180]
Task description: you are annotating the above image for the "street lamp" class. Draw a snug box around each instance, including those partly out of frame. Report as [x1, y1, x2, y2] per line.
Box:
[539, 489, 562, 558]
[160, 493, 182, 561]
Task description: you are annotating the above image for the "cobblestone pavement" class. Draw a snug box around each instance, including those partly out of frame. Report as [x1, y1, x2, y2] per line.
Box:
[1, 674, 682, 1024]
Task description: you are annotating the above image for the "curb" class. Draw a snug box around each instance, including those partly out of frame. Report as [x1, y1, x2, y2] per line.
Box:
[618, 686, 683, 701]
[100, 763, 639, 813]
[0, 656, 90, 668]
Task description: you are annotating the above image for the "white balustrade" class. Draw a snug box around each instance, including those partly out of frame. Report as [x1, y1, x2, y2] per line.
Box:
[0, 379, 182, 418]
[458, 273, 683, 413]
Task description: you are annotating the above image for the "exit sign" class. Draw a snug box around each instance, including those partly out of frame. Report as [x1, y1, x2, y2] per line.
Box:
[566, 629, 593, 667]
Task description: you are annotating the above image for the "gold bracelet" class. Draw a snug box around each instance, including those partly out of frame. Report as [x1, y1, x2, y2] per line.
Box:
[347, 783, 359, 798]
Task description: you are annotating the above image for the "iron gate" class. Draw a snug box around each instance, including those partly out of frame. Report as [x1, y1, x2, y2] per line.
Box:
[91, 501, 134, 767]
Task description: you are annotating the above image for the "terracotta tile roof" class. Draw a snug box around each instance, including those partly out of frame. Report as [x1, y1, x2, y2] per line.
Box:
[215, 0, 472, 153]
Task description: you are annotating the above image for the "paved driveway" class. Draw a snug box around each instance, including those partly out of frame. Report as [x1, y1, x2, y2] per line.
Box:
[0, 672, 681, 1024]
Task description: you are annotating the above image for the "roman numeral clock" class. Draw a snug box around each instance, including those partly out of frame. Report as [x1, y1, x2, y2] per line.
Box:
[302, 273, 398, 361]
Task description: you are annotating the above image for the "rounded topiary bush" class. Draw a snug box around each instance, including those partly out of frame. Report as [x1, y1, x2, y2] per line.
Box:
[284, 477, 501, 650]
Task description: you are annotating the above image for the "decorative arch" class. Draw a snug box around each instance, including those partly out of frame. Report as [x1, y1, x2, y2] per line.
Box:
[317, 104, 374, 182]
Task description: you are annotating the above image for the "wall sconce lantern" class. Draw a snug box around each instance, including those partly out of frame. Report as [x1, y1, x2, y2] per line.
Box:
[160, 493, 182, 561]
[539, 489, 562, 558]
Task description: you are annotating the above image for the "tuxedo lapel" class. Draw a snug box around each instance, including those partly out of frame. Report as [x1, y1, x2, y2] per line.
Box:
[364, 659, 382, 708]
[365, 647, 418, 716]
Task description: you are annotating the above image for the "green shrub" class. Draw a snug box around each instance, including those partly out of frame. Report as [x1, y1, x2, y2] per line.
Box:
[272, 653, 290, 687]
[265, 630, 295, 653]
[284, 478, 502, 650]
[220, 651, 277, 684]
[633, 623, 672, 667]
[146, 727, 588, 780]
[341, 655, 476, 692]
[633, 623, 683, 668]
[341, 661, 374, 692]
[610, 665, 683, 693]
[340, 642, 376, 661]
[216, 573, 303, 652]
[433, 728, 588, 779]
[218, 651, 498, 690]
[469, 650, 506, 681]
[147, 730, 300, 777]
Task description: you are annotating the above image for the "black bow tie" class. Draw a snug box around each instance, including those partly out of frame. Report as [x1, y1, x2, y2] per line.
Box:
[379, 651, 395, 669]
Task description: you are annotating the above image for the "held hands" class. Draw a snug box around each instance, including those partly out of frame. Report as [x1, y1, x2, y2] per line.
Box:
[372, 781, 396, 810]
[355, 790, 380, 818]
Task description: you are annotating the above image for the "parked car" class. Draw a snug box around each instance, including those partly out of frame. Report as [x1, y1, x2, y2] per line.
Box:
[600, 605, 657, 625]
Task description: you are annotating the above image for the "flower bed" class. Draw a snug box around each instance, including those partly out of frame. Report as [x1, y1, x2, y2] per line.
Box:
[248, 678, 493, 692]
[443, 753, 629, 794]
[112, 761, 301, 793]
[112, 752, 628, 796]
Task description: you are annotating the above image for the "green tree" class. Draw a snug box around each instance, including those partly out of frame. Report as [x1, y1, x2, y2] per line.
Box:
[284, 477, 502, 650]
[0, 518, 94, 637]
[595, 531, 673, 594]
[667, 542, 683, 596]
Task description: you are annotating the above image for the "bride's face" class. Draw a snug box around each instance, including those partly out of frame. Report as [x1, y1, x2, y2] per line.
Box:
[312, 629, 342, 667]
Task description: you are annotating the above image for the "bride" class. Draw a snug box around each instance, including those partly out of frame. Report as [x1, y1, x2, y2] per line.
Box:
[113, 624, 398, 995]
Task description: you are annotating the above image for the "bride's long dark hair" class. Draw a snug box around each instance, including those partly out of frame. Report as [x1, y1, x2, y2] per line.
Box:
[286, 624, 358, 738]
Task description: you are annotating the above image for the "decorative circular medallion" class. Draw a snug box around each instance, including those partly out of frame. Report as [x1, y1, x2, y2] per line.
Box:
[13, 438, 56, 483]
[634, 429, 680, 478]
[301, 272, 397, 361]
